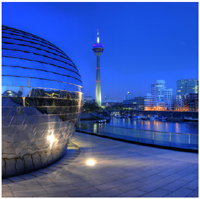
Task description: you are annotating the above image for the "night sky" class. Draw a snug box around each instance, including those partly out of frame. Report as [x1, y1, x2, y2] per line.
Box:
[2, 2, 198, 102]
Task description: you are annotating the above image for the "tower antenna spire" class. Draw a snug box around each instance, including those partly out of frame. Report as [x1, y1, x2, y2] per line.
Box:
[97, 29, 100, 43]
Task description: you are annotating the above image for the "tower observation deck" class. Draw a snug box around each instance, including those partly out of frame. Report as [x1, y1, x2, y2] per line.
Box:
[92, 29, 104, 106]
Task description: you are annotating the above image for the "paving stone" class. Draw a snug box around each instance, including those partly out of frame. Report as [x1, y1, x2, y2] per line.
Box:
[116, 188, 146, 197]
[25, 183, 44, 190]
[138, 174, 164, 184]
[44, 184, 78, 194]
[13, 189, 48, 197]
[37, 179, 54, 186]
[157, 168, 179, 176]
[89, 188, 123, 197]
[67, 187, 100, 197]
[179, 174, 198, 182]
[73, 179, 104, 188]
[48, 175, 66, 182]
[18, 173, 35, 180]
[8, 183, 28, 191]
[2, 191, 14, 197]
[94, 181, 123, 191]
[98, 174, 125, 183]
[186, 189, 198, 197]
[117, 174, 142, 184]
[56, 177, 84, 185]
[2, 185, 11, 192]
[166, 187, 194, 197]
[162, 180, 188, 192]
[183, 179, 198, 190]
[143, 188, 170, 197]
[116, 181, 145, 192]
[39, 191, 70, 197]
[7, 176, 25, 183]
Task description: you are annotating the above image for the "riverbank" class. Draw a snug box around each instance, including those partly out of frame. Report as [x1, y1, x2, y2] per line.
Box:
[80, 112, 103, 121]
[109, 110, 198, 119]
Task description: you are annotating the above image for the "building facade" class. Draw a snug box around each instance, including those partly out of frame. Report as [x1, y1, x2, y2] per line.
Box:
[174, 95, 184, 111]
[149, 80, 174, 110]
[187, 93, 198, 111]
[174, 93, 198, 111]
[84, 96, 94, 104]
[164, 89, 174, 110]
[104, 95, 109, 102]
[123, 97, 144, 110]
[144, 93, 154, 110]
[124, 92, 132, 100]
[177, 79, 198, 95]
[151, 80, 167, 103]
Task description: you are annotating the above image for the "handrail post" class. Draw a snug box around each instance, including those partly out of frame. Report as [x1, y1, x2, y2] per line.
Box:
[170, 133, 171, 146]
[153, 131, 154, 144]
[125, 128, 126, 140]
[189, 134, 190, 149]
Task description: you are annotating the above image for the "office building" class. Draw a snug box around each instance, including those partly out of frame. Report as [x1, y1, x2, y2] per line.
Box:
[104, 95, 109, 102]
[123, 97, 144, 110]
[151, 80, 166, 102]
[144, 80, 174, 110]
[177, 79, 198, 95]
[84, 96, 94, 104]
[174, 95, 184, 111]
[164, 89, 174, 110]
[144, 93, 154, 110]
[124, 91, 132, 100]
[187, 93, 198, 111]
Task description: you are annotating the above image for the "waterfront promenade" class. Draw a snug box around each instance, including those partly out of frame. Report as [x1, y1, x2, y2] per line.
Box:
[2, 131, 198, 197]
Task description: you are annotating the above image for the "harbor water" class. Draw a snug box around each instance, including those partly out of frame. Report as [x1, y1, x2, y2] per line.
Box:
[106, 118, 198, 134]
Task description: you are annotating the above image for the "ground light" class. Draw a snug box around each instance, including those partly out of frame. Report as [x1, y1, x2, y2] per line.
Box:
[86, 159, 96, 166]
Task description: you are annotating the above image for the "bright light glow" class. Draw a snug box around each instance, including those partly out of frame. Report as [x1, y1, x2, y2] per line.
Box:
[47, 130, 54, 148]
[86, 159, 96, 166]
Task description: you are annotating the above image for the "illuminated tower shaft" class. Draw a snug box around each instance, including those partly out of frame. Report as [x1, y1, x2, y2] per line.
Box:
[92, 30, 104, 106]
[96, 54, 101, 106]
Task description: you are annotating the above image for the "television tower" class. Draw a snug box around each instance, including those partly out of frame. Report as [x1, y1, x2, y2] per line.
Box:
[92, 29, 104, 106]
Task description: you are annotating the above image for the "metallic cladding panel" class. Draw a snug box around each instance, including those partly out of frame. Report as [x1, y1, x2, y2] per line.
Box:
[2, 25, 83, 178]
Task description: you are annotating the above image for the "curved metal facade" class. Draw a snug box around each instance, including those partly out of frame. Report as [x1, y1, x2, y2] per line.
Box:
[2, 25, 83, 178]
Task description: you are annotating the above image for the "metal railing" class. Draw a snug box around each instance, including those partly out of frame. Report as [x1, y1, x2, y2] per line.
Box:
[77, 122, 198, 150]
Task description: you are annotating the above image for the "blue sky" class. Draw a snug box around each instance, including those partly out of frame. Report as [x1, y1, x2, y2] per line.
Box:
[2, 2, 198, 101]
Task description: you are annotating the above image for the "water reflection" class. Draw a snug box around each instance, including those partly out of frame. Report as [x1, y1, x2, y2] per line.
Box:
[175, 123, 179, 132]
[107, 118, 198, 134]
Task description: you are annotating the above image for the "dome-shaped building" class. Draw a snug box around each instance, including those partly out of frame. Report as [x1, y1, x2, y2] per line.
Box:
[2, 25, 83, 178]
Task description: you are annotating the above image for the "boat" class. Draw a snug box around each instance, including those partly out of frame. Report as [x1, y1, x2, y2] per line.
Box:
[141, 116, 148, 120]
[96, 116, 110, 123]
[96, 119, 106, 123]
[132, 116, 138, 120]
[115, 114, 121, 118]
[158, 116, 167, 121]
[150, 116, 155, 120]
[184, 117, 198, 122]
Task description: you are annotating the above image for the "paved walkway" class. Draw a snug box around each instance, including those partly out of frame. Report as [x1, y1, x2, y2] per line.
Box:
[2, 131, 198, 197]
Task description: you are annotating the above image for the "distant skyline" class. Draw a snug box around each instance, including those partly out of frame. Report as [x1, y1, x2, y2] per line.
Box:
[2, 2, 198, 101]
